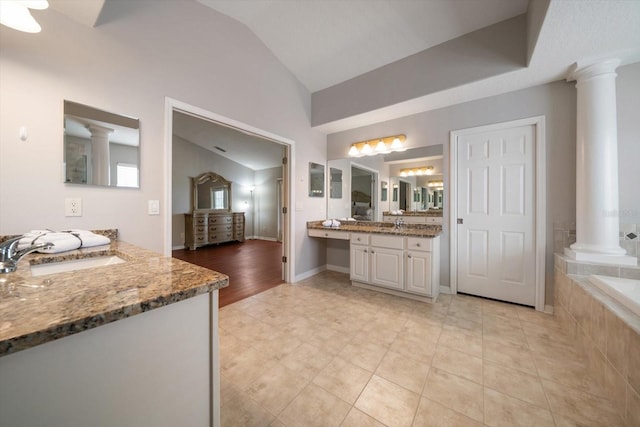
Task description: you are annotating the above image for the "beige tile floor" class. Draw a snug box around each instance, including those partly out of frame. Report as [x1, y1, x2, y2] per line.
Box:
[219, 271, 627, 426]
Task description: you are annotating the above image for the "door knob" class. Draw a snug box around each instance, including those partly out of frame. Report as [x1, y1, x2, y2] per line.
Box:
[457, 218, 463, 224]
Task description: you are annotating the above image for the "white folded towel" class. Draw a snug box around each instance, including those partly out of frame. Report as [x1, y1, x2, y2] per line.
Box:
[321, 219, 341, 228]
[16, 230, 111, 254]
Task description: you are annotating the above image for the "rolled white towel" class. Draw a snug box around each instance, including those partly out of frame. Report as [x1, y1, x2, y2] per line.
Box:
[321, 219, 341, 227]
[16, 230, 110, 254]
[63, 229, 111, 248]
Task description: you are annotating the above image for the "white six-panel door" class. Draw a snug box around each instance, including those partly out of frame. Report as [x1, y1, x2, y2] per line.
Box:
[456, 124, 536, 306]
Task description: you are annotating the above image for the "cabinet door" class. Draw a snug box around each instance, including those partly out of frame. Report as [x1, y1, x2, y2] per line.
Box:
[370, 247, 404, 290]
[406, 250, 433, 295]
[350, 244, 369, 283]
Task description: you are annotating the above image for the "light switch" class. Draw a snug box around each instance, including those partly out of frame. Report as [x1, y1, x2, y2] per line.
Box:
[148, 200, 160, 215]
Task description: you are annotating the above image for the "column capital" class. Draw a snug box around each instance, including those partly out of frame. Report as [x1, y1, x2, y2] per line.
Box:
[567, 58, 621, 83]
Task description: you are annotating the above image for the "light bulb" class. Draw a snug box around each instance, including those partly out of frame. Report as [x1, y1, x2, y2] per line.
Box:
[391, 137, 403, 151]
[361, 142, 372, 155]
[348, 145, 359, 156]
[375, 139, 386, 152]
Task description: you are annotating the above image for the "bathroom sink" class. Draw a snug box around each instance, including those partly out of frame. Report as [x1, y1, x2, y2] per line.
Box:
[30, 256, 126, 276]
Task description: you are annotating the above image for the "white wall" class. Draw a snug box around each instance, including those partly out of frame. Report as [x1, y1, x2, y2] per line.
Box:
[327, 80, 578, 304]
[0, 1, 327, 277]
[617, 62, 640, 224]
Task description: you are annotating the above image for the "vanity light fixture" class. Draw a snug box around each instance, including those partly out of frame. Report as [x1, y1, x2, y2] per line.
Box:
[348, 134, 406, 157]
[428, 180, 444, 189]
[0, 0, 48, 33]
[399, 166, 434, 177]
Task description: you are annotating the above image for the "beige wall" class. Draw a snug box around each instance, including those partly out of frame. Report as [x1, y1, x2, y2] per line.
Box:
[0, 1, 327, 277]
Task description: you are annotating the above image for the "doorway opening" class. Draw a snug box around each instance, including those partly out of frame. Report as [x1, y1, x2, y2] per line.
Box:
[164, 98, 294, 305]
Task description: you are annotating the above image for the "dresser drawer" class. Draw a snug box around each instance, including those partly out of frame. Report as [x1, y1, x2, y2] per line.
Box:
[210, 232, 233, 243]
[195, 226, 207, 235]
[426, 216, 443, 224]
[370, 234, 404, 249]
[209, 215, 232, 225]
[194, 216, 207, 226]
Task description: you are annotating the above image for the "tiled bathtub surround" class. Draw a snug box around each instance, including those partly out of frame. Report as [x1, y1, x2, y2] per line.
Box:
[620, 223, 640, 258]
[554, 254, 640, 426]
[553, 222, 640, 260]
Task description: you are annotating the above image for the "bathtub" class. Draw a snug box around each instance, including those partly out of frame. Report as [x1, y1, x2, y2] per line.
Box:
[589, 275, 640, 317]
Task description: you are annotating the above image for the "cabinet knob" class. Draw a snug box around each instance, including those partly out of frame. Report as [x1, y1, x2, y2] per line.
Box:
[370, 250, 375, 254]
[325, 233, 329, 236]
[408, 254, 412, 258]
[357, 237, 361, 241]
[364, 249, 368, 253]
[416, 243, 421, 247]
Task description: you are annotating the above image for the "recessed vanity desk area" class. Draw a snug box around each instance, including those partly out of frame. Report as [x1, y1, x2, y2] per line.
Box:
[313, 142, 446, 302]
[308, 221, 441, 302]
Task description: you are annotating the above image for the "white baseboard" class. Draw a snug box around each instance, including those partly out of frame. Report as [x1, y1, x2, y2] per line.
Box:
[294, 265, 326, 282]
[253, 236, 278, 242]
[439, 286, 452, 294]
[172, 245, 185, 251]
[544, 304, 554, 314]
[326, 265, 350, 274]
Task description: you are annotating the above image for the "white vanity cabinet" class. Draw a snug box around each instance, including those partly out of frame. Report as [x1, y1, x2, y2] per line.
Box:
[350, 234, 370, 283]
[406, 236, 440, 298]
[369, 235, 404, 290]
[348, 233, 439, 301]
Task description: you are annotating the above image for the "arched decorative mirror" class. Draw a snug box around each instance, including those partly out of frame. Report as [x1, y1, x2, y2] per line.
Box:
[192, 172, 232, 211]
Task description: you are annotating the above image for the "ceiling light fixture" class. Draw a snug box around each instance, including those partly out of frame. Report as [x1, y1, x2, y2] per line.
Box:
[399, 166, 434, 177]
[0, 0, 48, 33]
[348, 134, 406, 157]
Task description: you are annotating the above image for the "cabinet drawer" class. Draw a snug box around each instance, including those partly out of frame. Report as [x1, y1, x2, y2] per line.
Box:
[350, 233, 369, 245]
[308, 229, 350, 240]
[426, 217, 443, 224]
[194, 216, 207, 226]
[406, 237, 433, 251]
[195, 226, 207, 235]
[195, 235, 207, 244]
[370, 234, 404, 249]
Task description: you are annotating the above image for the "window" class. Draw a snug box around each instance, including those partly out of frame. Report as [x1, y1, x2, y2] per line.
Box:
[116, 163, 139, 188]
[212, 189, 225, 209]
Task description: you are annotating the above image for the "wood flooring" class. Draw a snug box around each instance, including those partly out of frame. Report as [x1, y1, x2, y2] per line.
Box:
[172, 239, 283, 307]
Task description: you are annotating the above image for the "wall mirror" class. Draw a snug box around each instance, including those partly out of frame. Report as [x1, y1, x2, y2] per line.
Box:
[330, 167, 342, 198]
[309, 162, 325, 197]
[326, 145, 444, 219]
[63, 100, 140, 187]
[192, 172, 231, 211]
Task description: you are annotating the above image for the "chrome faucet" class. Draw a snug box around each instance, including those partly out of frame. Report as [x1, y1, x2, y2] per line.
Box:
[393, 218, 405, 229]
[0, 237, 54, 274]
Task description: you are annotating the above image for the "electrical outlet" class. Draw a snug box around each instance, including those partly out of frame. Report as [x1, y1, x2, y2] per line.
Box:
[65, 198, 82, 217]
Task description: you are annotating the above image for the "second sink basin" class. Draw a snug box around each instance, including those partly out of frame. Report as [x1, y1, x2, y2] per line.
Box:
[30, 255, 126, 277]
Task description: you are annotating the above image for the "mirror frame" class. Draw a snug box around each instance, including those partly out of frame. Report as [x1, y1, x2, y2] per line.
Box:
[192, 171, 232, 212]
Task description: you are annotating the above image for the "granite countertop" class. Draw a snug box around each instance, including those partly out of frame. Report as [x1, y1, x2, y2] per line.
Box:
[307, 221, 441, 238]
[0, 240, 228, 357]
[382, 211, 443, 217]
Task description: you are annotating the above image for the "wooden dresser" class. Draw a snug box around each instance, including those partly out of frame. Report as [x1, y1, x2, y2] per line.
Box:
[184, 211, 245, 250]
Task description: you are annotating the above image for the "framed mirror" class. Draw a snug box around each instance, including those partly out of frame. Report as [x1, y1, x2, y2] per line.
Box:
[309, 162, 325, 197]
[392, 184, 398, 202]
[330, 167, 342, 199]
[380, 181, 388, 201]
[63, 100, 140, 187]
[192, 172, 231, 211]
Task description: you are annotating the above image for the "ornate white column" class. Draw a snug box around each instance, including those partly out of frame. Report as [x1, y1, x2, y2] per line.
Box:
[564, 58, 636, 265]
[86, 124, 113, 186]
